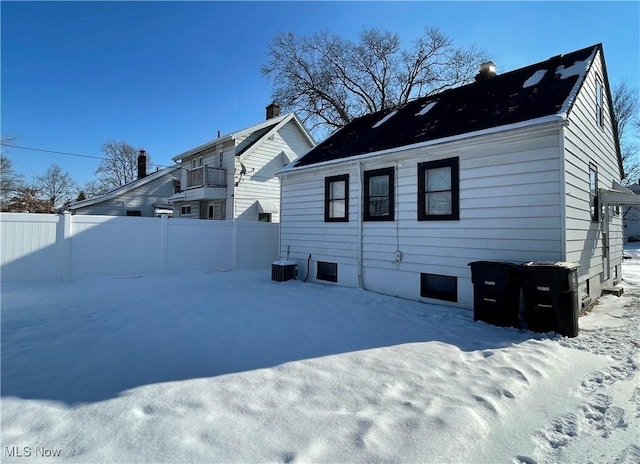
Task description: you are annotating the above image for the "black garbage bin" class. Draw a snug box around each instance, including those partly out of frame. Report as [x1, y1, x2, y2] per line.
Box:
[468, 261, 520, 328]
[518, 261, 579, 337]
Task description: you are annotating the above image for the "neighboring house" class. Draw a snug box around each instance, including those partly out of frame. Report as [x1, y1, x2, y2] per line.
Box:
[279, 43, 640, 310]
[168, 104, 315, 222]
[623, 183, 640, 241]
[62, 154, 181, 217]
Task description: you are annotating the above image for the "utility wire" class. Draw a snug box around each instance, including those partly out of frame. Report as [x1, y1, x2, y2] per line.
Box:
[1, 143, 170, 169]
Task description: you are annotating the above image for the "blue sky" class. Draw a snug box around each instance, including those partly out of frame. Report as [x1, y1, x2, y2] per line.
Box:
[2, 1, 639, 187]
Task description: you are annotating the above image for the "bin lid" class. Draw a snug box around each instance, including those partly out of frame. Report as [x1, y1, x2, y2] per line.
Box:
[468, 261, 520, 267]
[522, 261, 579, 270]
[272, 260, 298, 266]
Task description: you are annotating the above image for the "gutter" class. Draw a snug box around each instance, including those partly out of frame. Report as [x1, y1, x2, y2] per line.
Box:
[279, 115, 568, 175]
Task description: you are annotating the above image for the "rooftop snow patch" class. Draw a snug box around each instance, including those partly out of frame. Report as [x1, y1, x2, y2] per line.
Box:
[416, 102, 438, 116]
[372, 109, 398, 128]
[523, 69, 547, 88]
[415, 101, 437, 116]
[555, 59, 588, 80]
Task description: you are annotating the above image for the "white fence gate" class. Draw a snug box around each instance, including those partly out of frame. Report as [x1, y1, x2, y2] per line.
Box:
[0, 213, 279, 282]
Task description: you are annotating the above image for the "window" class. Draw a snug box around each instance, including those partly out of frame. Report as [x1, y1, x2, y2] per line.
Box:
[208, 201, 225, 220]
[191, 159, 197, 169]
[317, 261, 338, 282]
[418, 157, 459, 221]
[363, 167, 394, 221]
[198, 156, 203, 167]
[218, 152, 224, 168]
[126, 210, 142, 217]
[324, 174, 349, 222]
[258, 213, 272, 222]
[589, 163, 598, 222]
[181, 205, 191, 216]
[420, 273, 457, 302]
[595, 78, 604, 128]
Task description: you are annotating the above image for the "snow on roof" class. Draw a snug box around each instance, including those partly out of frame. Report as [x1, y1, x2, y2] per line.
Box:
[557, 49, 598, 117]
[372, 109, 398, 128]
[415, 101, 437, 116]
[292, 44, 602, 168]
[555, 59, 589, 80]
[523, 69, 547, 88]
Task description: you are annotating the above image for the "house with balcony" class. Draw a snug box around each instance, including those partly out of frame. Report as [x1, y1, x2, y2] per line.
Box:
[169, 104, 314, 222]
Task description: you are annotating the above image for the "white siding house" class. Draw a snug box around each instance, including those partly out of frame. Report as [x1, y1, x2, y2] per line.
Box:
[279, 44, 636, 310]
[62, 162, 180, 217]
[624, 184, 640, 241]
[169, 104, 314, 222]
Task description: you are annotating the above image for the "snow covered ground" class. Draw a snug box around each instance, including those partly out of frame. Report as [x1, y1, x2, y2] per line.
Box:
[2, 244, 639, 463]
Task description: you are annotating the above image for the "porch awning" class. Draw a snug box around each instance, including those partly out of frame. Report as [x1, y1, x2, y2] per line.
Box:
[256, 199, 279, 214]
[599, 181, 640, 206]
[167, 192, 186, 203]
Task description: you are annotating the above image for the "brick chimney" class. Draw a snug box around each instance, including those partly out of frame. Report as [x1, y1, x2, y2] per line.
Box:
[475, 61, 497, 82]
[137, 150, 147, 180]
[266, 102, 280, 120]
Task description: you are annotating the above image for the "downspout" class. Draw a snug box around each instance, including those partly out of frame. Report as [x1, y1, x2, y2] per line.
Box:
[602, 196, 610, 282]
[357, 161, 364, 289]
[559, 127, 567, 261]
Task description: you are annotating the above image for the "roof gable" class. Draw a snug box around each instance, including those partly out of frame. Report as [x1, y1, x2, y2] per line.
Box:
[63, 165, 180, 210]
[172, 112, 314, 162]
[293, 44, 600, 168]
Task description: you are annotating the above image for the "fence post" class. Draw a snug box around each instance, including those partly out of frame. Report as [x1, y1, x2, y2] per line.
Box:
[160, 215, 169, 275]
[62, 212, 72, 281]
[233, 220, 240, 270]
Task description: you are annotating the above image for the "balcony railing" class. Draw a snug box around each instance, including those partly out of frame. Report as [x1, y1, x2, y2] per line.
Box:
[186, 166, 226, 188]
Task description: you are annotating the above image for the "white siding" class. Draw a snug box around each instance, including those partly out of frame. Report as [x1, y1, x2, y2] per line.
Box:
[281, 126, 564, 308]
[624, 185, 640, 240]
[74, 171, 178, 217]
[234, 122, 313, 222]
[563, 50, 623, 301]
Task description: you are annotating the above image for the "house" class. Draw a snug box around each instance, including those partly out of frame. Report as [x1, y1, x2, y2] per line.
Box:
[279, 43, 640, 310]
[623, 182, 640, 241]
[168, 104, 315, 222]
[61, 153, 181, 217]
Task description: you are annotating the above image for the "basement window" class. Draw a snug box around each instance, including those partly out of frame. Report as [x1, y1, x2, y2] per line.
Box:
[420, 273, 457, 302]
[126, 210, 142, 217]
[317, 261, 338, 282]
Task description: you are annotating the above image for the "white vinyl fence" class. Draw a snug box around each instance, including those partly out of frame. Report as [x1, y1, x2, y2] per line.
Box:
[0, 213, 279, 282]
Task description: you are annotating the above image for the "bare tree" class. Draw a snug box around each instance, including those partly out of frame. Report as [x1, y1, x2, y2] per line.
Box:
[1, 156, 24, 210]
[96, 140, 151, 191]
[613, 81, 640, 185]
[6, 186, 51, 213]
[1, 136, 24, 209]
[37, 164, 77, 208]
[82, 179, 109, 199]
[261, 27, 486, 136]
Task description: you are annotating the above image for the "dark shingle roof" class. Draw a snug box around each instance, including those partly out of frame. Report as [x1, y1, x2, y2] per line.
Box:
[235, 122, 279, 157]
[294, 44, 600, 168]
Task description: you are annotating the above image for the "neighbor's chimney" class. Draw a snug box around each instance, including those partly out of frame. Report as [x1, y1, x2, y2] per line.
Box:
[266, 102, 280, 120]
[137, 149, 147, 180]
[475, 61, 497, 82]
